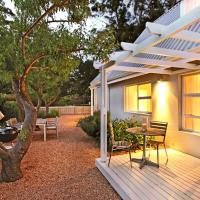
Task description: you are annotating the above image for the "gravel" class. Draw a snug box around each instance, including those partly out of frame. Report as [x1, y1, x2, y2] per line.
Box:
[0, 115, 120, 200]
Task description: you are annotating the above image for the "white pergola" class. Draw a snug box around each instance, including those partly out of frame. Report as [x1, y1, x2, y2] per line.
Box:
[92, 1, 200, 162]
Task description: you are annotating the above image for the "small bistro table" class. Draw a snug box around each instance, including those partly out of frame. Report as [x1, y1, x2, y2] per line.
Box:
[36, 118, 47, 142]
[126, 127, 165, 169]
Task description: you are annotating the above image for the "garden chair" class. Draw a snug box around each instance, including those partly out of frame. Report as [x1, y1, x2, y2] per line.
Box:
[147, 121, 168, 166]
[46, 117, 59, 138]
[108, 121, 134, 168]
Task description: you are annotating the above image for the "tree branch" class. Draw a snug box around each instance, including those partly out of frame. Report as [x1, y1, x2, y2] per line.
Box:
[47, 91, 60, 107]
[21, 0, 69, 58]
[21, 54, 49, 80]
[0, 93, 16, 101]
[46, 19, 76, 23]
[21, 47, 84, 80]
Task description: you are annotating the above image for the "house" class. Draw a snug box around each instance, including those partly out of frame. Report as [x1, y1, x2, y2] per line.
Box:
[90, 1, 200, 199]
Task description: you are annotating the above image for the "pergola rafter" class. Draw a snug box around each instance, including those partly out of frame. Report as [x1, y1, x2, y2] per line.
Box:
[143, 47, 200, 60]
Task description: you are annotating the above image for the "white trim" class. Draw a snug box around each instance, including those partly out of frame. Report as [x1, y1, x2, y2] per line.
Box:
[90, 88, 94, 116]
[121, 6, 200, 56]
[122, 56, 198, 70]
[178, 130, 200, 137]
[172, 30, 200, 43]
[96, 158, 134, 200]
[146, 22, 166, 35]
[112, 65, 171, 74]
[143, 47, 200, 60]
[100, 67, 107, 162]
[107, 73, 144, 85]
[121, 42, 137, 51]
[109, 51, 130, 61]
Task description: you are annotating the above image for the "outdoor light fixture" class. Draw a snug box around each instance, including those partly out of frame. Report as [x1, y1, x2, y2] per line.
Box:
[157, 75, 169, 83]
[0, 111, 4, 120]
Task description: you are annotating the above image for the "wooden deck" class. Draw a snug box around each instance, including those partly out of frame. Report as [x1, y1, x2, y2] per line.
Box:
[96, 149, 200, 200]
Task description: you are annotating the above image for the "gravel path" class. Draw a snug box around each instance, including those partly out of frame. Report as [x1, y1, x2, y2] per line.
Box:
[0, 115, 120, 200]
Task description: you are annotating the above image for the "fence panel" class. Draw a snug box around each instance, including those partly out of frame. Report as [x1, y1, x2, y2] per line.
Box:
[39, 106, 91, 115]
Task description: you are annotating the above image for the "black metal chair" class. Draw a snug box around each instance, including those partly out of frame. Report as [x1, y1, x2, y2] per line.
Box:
[147, 121, 168, 166]
[108, 121, 133, 168]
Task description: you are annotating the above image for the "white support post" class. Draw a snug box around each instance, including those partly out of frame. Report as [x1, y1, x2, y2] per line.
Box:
[90, 87, 94, 116]
[100, 67, 108, 162]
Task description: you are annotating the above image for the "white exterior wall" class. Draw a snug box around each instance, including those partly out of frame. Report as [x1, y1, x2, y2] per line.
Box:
[94, 73, 200, 158]
[93, 86, 101, 111]
[153, 75, 200, 158]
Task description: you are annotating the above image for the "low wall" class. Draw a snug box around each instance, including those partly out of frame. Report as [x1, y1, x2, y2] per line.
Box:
[39, 106, 91, 116]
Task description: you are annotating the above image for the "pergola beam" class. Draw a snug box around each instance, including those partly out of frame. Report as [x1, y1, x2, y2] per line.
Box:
[171, 30, 200, 43]
[122, 56, 198, 70]
[108, 63, 171, 74]
[143, 47, 200, 60]
[121, 5, 200, 56]
[146, 22, 166, 35]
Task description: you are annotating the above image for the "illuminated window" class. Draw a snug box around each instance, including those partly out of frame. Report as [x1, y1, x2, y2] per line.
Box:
[125, 83, 152, 113]
[182, 73, 200, 132]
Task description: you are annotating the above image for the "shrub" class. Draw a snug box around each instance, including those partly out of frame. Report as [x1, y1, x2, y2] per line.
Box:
[1, 101, 19, 121]
[38, 110, 45, 119]
[48, 109, 59, 117]
[112, 118, 143, 144]
[78, 112, 142, 145]
[38, 109, 59, 118]
[78, 111, 101, 137]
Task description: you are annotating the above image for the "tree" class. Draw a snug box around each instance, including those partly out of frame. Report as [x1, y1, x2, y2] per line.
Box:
[91, 0, 180, 44]
[61, 60, 98, 105]
[0, 0, 117, 182]
[29, 59, 79, 116]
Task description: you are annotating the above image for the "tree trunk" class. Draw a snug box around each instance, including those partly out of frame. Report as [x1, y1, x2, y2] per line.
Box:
[0, 152, 23, 182]
[0, 78, 37, 182]
[16, 97, 25, 122]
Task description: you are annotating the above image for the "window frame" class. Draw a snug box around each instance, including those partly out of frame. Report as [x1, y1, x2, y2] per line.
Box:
[124, 82, 152, 114]
[181, 72, 200, 133]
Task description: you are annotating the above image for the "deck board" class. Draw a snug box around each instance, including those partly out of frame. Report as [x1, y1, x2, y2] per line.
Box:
[96, 149, 200, 200]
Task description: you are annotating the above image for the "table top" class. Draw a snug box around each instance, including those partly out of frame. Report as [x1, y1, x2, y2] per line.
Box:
[36, 118, 47, 125]
[126, 127, 165, 136]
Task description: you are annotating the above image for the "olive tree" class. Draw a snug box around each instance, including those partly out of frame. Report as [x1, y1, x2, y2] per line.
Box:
[0, 0, 117, 182]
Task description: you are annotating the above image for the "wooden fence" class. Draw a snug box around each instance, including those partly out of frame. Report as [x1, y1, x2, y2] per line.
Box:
[39, 106, 91, 116]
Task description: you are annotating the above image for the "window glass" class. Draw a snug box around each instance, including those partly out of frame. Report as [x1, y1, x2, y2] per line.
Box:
[139, 99, 152, 112]
[138, 83, 151, 97]
[125, 83, 151, 113]
[182, 73, 200, 132]
[125, 85, 137, 112]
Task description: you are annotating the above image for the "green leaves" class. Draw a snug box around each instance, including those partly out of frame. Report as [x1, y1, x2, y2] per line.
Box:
[87, 27, 119, 61]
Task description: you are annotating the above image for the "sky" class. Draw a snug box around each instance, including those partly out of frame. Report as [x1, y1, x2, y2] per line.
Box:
[4, 0, 106, 31]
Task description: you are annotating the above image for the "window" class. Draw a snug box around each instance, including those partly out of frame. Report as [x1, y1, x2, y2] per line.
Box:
[125, 83, 152, 113]
[182, 73, 200, 132]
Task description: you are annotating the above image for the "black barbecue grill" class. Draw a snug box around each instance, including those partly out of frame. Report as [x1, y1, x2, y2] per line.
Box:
[0, 127, 19, 143]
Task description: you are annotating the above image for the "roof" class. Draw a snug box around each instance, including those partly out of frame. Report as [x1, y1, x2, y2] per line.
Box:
[91, 0, 200, 87]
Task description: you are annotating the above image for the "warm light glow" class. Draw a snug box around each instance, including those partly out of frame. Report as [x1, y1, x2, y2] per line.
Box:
[139, 99, 152, 112]
[138, 84, 151, 97]
[155, 81, 170, 121]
